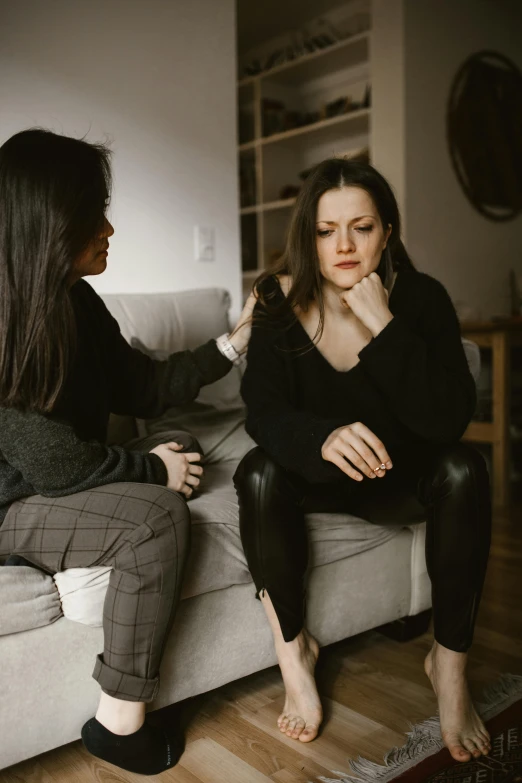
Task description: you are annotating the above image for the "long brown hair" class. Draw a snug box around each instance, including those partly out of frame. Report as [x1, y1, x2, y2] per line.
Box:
[255, 158, 415, 335]
[0, 129, 112, 412]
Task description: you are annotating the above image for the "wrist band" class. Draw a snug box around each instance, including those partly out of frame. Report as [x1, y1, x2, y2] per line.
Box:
[216, 333, 243, 365]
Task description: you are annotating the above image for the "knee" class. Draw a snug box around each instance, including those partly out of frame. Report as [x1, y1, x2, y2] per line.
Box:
[233, 447, 285, 497]
[430, 443, 489, 491]
[139, 486, 191, 559]
[169, 430, 202, 455]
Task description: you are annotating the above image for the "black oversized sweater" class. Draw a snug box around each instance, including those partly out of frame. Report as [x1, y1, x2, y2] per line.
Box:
[0, 280, 232, 521]
[242, 271, 476, 484]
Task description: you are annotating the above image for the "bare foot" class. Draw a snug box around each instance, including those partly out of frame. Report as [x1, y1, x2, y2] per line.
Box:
[275, 628, 323, 742]
[425, 642, 491, 762]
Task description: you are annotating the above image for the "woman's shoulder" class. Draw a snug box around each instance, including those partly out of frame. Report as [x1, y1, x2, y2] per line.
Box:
[395, 269, 452, 303]
[254, 274, 294, 316]
[252, 275, 296, 341]
[70, 279, 112, 320]
[393, 270, 459, 329]
[256, 273, 291, 298]
[70, 278, 103, 308]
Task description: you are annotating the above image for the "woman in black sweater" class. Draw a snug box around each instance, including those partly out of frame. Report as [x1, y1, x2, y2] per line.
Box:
[0, 129, 254, 775]
[234, 159, 491, 762]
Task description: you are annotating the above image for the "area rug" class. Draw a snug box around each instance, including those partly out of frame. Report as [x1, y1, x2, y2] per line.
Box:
[319, 674, 522, 783]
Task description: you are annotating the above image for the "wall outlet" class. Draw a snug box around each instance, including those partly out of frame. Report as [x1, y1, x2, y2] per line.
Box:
[194, 225, 215, 261]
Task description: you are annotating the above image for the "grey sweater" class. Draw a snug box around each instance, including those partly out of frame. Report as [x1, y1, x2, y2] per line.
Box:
[0, 280, 233, 521]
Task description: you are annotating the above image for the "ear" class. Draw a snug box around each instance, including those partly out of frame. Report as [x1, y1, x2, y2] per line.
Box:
[382, 223, 392, 249]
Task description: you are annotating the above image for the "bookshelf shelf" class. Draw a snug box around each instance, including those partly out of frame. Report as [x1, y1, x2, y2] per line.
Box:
[238, 20, 372, 297]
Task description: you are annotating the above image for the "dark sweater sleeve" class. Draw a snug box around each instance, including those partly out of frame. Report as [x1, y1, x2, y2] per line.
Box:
[0, 409, 168, 496]
[242, 322, 345, 484]
[358, 275, 476, 443]
[85, 284, 233, 418]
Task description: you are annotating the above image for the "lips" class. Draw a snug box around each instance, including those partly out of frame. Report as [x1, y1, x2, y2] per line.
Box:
[335, 261, 359, 268]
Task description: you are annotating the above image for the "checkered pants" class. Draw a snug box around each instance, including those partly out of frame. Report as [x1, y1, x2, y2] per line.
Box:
[0, 431, 195, 702]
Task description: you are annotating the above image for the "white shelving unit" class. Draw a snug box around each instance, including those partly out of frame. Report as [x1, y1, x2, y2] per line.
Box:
[238, 28, 371, 295]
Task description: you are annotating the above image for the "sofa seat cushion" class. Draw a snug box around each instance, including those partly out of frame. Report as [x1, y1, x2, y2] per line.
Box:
[53, 461, 407, 627]
[0, 566, 62, 635]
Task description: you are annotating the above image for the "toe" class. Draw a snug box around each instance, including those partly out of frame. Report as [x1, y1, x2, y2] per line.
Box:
[479, 728, 491, 747]
[285, 716, 298, 737]
[299, 724, 319, 743]
[462, 738, 482, 758]
[476, 731, 491, 754]
[290, 718, 305, 739]
[278, 714, 290, 733]
[448, 742, 472, 763]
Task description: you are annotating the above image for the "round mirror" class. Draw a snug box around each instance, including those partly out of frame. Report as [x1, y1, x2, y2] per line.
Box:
[447, 50, 522, 221]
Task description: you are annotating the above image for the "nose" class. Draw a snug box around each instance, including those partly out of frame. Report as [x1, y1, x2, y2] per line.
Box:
[337, 227, 355, 254]
[100, 218, 114, 239]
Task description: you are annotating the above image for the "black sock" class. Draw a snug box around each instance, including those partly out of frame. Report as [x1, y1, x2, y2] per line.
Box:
[81, 716, 183, 775]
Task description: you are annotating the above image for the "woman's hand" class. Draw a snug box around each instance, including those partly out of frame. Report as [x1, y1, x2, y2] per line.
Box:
[321, 423, 393, 481]
[228, 290, 258, 356]
[341, 272, 393, 337]
[149, 442, 203, 499]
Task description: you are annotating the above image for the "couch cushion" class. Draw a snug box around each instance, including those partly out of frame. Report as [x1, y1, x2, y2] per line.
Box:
[53, 461, 405, 627]
[0, 566, 62, 635]
[102, 289, 243, 411]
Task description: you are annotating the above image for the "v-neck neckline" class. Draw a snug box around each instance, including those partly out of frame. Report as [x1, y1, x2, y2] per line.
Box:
[274, 272, 401, 375]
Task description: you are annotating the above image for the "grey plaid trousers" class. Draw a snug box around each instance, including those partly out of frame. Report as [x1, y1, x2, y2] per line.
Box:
[0, 431, 196, 702]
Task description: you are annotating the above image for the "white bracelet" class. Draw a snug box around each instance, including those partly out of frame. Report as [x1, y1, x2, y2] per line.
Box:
[216, 333, 242, 365]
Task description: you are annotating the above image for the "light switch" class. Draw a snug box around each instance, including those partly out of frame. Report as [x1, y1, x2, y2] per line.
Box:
[194, 225, 215, 261]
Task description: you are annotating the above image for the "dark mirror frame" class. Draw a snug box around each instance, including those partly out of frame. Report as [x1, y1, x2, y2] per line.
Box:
[447, 50, 522, 222]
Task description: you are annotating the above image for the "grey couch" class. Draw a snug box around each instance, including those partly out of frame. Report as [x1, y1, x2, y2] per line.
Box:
[2, 285, 467, 771]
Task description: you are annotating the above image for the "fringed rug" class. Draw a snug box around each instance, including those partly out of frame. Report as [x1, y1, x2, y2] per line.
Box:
[319, 674, 522, 783]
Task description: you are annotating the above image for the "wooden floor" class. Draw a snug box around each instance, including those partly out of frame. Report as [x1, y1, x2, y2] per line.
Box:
[2, 499, 521, 783]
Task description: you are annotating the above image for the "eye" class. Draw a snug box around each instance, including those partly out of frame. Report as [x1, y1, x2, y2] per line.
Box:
[356, 225, 373, 233]
[317, 229, 333, 237]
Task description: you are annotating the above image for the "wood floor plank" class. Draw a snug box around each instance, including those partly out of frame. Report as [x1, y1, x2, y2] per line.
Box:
[162, 764, 205, 783]
[39, 740, 134, 783]
[180, 737, 273, 783]
[0, 760, 58, 783]
[319, 661, 437, 731]
[193, 696, 333, 780]
[242, 695, 405, 771]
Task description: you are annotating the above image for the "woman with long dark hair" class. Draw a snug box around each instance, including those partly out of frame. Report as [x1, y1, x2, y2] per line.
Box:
[234, 158, 492, 762]
[0, 128, 255, 775]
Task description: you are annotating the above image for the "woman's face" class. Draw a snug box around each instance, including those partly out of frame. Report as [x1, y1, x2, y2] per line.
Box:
[315, 186, 391, 290]
[72, 217, 114, 282]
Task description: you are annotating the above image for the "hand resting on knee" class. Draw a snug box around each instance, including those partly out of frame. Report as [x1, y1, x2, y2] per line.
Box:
[149, 442, 203, 498]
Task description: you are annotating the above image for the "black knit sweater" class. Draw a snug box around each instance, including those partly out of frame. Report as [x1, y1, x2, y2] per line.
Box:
[242, 271, 476, 484]
[0, 280, 232, 521]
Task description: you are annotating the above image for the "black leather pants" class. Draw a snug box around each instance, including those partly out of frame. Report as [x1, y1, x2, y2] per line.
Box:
[233, 442, 491, 652]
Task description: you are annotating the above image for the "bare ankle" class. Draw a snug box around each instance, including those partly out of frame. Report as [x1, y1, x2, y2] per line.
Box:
[431, 641, 468, 670]
[96, 693, 145, 736]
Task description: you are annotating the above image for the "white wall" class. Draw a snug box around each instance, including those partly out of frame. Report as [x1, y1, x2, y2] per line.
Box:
[371, 0, 406, 234]
[0, 0, 242, 317]
[403, 0, 522, 319]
